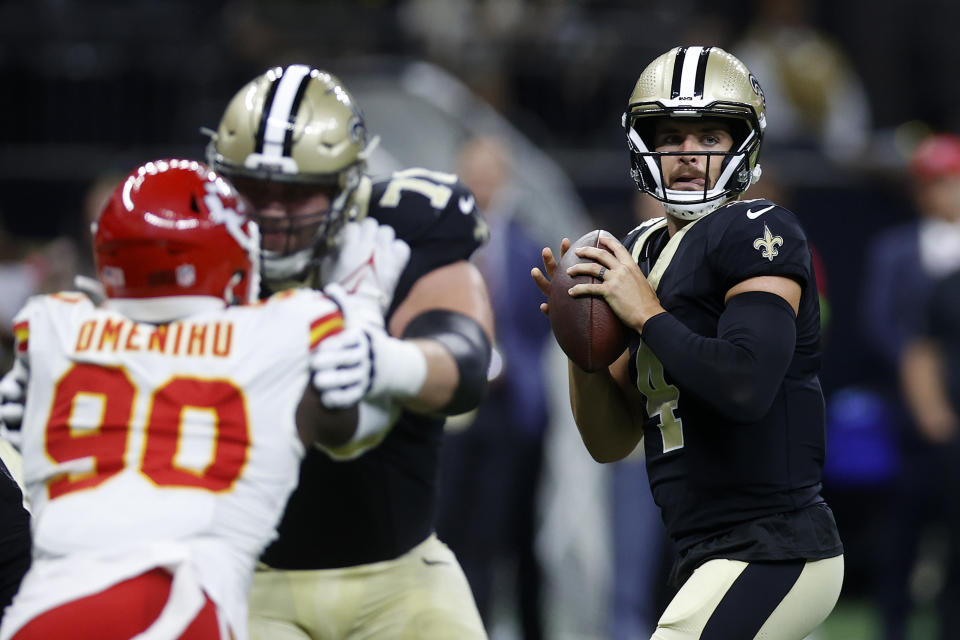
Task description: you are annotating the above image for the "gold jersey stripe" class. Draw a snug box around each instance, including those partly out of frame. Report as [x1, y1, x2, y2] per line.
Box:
[310, 315, 344, 349]
[13, 321, 28, 353]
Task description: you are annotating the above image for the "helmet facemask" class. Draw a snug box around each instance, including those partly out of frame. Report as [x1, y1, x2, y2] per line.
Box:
[625, 109, 763, 220]
[213, 161, 364, 281]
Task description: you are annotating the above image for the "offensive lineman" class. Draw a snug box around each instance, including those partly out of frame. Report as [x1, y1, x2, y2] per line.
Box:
[206, 66, 492, 638]
[534, 47, 844, 639]
[0, 159, 409, 640]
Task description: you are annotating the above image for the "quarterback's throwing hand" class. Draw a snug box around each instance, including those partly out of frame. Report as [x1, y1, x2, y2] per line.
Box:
[321, 218, 411, 329]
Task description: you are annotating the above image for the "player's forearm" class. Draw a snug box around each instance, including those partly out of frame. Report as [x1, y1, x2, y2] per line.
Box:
[568, 359, 642, 463]
[901, 339, 959, 442]
[400, 339, 461, 413]
[296, 386, 358, 449]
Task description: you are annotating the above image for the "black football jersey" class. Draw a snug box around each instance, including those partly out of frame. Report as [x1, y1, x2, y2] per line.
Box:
[623, 199, 842, 583]
[262, 168, 488, 569]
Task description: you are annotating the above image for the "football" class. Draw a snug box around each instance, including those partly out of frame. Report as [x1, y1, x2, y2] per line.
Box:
[548, 229, 627, 372]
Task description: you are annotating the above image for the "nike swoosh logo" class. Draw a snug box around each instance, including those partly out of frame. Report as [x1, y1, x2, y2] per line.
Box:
[422, 558, 450, 566]
[458, 195, 475, 214]
[746, 205, 775, 219]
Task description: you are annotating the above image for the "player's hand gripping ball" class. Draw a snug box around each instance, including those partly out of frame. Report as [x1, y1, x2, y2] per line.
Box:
[548, 230, 627, 372]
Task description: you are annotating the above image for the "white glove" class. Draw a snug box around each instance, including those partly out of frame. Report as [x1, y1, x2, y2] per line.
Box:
[321, 217, 411, 329]
[309, 327, 373, 409]
[0, 359, 28, 432]
[310, 321, 429, 406]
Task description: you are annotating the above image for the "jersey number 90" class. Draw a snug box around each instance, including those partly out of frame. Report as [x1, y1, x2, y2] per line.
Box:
[44, 363, 251, 499]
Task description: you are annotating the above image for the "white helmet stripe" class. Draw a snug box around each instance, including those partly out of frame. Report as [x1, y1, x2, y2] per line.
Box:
[261, 65, 311, 161]
[677, 46, 704, 98]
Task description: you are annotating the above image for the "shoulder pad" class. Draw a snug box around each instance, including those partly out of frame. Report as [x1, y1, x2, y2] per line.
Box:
[367, 168, 488, 254]
[47, 291, 93, 305]
[265, 287, 336, 311]
[708, 199, 812, 291]
[622, 217, 667, 255]
[11, 292, 94, 355]
[364, 168, 489, 317]
[259, 287, 342, 348]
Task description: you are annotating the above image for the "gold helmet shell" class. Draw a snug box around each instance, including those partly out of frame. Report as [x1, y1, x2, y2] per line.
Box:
[623, 46, 767, 219]
[206, 64, 377, 280]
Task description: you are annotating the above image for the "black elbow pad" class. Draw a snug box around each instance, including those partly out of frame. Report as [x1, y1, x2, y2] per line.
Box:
[402, 309, 492, 414]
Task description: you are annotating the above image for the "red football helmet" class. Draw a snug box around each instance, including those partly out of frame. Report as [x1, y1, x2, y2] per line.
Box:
[94, 159, 260, 308]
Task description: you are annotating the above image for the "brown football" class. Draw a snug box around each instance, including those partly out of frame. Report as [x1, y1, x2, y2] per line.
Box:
[548, 229, 628, 372]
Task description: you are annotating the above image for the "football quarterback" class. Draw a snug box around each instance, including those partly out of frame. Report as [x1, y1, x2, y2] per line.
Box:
[0, 159, 408, 640]
[207, 65, 492, 638]
[534, 46, 844, 639]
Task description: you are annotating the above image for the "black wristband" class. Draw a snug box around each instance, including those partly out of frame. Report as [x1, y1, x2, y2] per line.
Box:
[402, 309, 492, 415]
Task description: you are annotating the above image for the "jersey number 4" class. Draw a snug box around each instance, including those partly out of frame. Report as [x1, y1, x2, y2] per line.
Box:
[45, 363, 250, 500]
[635, 342, 684, 452]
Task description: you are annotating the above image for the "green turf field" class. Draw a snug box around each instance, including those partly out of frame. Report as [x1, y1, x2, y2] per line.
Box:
[819, 599, 936, 640]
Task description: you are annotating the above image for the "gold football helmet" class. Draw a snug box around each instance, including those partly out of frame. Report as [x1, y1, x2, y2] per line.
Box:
[206, 65, 377, 280]
[623, 46, 767, 220]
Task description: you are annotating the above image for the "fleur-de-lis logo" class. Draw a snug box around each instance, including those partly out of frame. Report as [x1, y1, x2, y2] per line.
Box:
[753, 223, 783, 261]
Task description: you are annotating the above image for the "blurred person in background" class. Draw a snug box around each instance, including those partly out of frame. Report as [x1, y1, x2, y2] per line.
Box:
[863, 132, 960, 640]
[434, 135, 550, 639]
[0, 226, 78, 372]
[75, 172, 125, 281]
[900, 267, 960, 640]
[206, 64, 493, 639]
[732, 0, 872, 164]
[533, 46, 843, 639]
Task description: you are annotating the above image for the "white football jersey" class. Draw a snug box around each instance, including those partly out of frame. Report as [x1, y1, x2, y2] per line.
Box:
[1, 289, 343, 639]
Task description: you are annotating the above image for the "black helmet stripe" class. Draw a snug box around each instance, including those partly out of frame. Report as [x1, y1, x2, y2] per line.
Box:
[693, 46, 712, 98]
[671, 46, 712, 100]
[670, 46, 687, 99]
[257, 65, 311, 161]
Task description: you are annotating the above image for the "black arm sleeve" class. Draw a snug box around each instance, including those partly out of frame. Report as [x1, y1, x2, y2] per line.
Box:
[402, 309, 492, 415]
[640, 291, 797, 423]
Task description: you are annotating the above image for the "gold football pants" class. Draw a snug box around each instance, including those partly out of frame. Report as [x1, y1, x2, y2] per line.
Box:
[249, 534, 487, 640]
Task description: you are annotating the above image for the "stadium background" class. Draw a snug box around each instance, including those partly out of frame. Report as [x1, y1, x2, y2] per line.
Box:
[2, 1, 958, 637]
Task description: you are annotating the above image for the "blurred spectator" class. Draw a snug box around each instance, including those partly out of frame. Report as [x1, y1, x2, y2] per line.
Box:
[78, 171, 124, 273]
[0, 225, 77, 371]
[436, 135, 551, 639]
[732, 0, 872, 163]
[861, 132, 960, 640]
[0, 226, 41, 371]
[898, 266, 960, 640]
